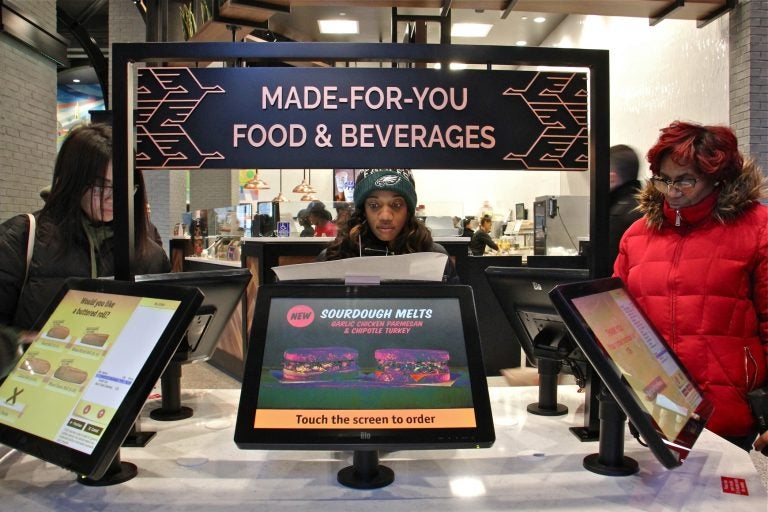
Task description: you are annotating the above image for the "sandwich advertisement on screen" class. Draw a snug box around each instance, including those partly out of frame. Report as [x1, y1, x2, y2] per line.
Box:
[0, 289, 181, 454]
[252, 297, 476, 430]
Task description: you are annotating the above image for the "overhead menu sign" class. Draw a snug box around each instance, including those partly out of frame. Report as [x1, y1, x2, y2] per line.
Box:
[136, 67, 587, 171]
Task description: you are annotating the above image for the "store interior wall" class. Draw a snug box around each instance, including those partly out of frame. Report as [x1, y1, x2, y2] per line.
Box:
[0, 0, 58, 223]
[545, 15, 729, 181]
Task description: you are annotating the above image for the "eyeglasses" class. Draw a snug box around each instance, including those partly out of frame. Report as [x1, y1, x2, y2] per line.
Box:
[91, 184, 139, 198]
[649, 176, 698, 194]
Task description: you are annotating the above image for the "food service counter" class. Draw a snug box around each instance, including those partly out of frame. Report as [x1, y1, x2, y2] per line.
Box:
[1, 384, 763, 511]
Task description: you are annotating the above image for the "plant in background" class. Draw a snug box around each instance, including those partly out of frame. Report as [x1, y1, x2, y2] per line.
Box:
[201, 0, 212, 24]
[180, 1, 213, 40]
[180, 3, 196, 41]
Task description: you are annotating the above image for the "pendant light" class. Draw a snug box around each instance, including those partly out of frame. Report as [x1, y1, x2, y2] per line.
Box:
[300, 169, 317, 200]
[272, 169, 287, 202]
[243, 169, 269, 190]
[292, 169, 312, 194]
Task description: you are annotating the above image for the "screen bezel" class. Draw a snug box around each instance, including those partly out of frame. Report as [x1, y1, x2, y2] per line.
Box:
[548, 277, 714, 469]
[485, 266, 589, 365]
[134, 268, 251, 362]
[0, 278, 202, 479]
[235, 283, 495, 451]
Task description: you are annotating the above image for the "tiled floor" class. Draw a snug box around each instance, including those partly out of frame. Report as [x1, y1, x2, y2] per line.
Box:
[182, 361, 768, 492]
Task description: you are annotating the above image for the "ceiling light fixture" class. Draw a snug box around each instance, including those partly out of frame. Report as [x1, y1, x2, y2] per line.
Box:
[318, 19, 359, 35]
[451, 23, 492, 38]
[301, 169, 317, 201]
[243, 170, 269, 190]
[292, 169, 312, 194]
[515, 41, 527, 46]
[534, 17, 547, 23]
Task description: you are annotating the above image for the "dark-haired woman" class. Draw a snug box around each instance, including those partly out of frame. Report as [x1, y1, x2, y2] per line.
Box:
[0, 123, 169, 376]
[317, 168, 457, 283]
[460, 217, 474, 238]
[614, 120, 768, 453]
[469, 215, 498, 256]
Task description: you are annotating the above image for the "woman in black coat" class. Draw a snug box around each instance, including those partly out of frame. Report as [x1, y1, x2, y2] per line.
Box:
[0, 124, 169, 377]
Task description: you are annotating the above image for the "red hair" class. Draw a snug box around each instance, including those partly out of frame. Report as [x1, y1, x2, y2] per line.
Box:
[647, 121, 743, 182]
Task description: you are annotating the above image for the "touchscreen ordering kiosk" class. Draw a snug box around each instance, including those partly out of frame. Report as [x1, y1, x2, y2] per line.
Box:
[134, 269, 251, 420]
[485, 266, 596, 431]
[235, 283, 495, 489]
[0, 278, 202, 485]
[549, 277, 714, 474]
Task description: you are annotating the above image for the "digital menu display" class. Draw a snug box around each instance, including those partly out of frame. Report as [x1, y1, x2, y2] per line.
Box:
[252, 297, 476, 430]
[570, 287, 707, 443]
[0, 289, 181, 454]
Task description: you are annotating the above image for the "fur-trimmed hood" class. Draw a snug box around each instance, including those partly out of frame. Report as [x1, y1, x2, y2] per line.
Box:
[637, 159, 768, 230]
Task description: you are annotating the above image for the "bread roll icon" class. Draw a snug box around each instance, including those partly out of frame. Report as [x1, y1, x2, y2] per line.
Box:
[19, 357, 51, 375]
[46, 325, 69, 339]
[53, 366, 88, 384]
[80, 333, 108, 347]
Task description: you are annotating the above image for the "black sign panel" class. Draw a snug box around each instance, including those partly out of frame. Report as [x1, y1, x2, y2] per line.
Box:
[136, 67, 587, 171]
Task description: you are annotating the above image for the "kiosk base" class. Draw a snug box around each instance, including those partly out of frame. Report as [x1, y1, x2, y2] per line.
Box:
[583, 453, 638, 477]
[150, 360, 195, 421]
[337, 450, 394, 489]
[582, 387, 639, 476]
[77, 451, 137, 486]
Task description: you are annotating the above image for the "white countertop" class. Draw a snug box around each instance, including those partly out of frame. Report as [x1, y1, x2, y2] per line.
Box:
[1, 385, 764, 511]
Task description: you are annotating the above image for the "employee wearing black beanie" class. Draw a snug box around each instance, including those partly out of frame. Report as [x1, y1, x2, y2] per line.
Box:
[318, 168, 458, 283]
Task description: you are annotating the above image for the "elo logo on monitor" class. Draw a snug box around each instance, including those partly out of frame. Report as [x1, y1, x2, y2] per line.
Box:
[286, 305, 315, 328]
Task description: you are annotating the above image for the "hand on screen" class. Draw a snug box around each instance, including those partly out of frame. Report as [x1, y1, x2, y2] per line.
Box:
[18, 330, 38, 344]
[0, 328, 36, 379]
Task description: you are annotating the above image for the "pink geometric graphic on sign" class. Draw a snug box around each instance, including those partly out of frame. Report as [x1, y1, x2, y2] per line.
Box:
[136, 68, 226, 169]
[503, 72, 588, 171]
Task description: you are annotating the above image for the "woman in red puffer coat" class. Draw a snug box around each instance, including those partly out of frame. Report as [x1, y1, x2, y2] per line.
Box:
[614, 120, 768, 453]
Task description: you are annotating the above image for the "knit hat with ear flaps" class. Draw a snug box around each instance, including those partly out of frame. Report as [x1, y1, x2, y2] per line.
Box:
[353, 169, 417, 214]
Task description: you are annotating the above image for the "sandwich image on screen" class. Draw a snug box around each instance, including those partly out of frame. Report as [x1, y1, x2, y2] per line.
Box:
[282, 346, 359, 381]
[46, 325, 70, 340]
[374, 348, 451, 384]
[18, 355, 52, 375]
[78, 332, 109, 348]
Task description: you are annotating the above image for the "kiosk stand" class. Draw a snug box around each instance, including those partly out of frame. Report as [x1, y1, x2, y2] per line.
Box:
[337, 450, 395, 490]
[527, 324, 573, 416]
[582, 386, 639, 476]
[150, 360, 193, 420]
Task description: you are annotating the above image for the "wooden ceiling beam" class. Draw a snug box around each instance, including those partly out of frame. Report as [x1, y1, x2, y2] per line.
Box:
[649, 0, 685, 26]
